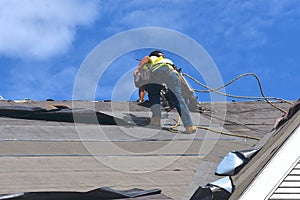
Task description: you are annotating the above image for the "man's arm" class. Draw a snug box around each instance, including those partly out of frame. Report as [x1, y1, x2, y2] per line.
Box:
[134, 56, 150, 76]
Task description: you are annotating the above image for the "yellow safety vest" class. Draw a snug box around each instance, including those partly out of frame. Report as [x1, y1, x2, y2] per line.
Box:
[149, 56, 175, 72]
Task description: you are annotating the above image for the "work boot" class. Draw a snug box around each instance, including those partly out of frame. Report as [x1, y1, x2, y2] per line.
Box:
[182, 126, 197, 134]
[149, 117, 161, 127]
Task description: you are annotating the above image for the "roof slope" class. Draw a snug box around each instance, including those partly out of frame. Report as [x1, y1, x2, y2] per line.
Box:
[0, 100, 293, 199]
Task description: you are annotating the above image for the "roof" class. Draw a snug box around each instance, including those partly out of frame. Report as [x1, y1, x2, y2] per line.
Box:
[0, 100, 294, 199]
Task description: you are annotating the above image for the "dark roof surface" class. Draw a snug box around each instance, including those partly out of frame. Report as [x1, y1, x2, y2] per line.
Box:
[0, 100, 294, 199]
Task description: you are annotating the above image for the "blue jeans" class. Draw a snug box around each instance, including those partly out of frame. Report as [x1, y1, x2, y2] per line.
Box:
[145, 66, 193, 127]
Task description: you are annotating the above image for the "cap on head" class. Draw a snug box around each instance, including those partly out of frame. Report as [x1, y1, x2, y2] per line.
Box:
[149, 50, 164, 57]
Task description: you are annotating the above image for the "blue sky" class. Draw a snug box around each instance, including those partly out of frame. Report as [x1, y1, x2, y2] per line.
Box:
[0, 0, 299, 102]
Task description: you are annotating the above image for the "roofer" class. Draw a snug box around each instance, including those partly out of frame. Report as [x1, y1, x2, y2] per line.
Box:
[134, 50, 196, 134]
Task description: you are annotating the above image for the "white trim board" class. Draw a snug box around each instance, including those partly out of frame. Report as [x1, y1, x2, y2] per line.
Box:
[239, 125, 300, 200]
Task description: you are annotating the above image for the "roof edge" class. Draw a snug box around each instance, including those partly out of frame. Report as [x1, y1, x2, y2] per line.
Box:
[229, 110, 300, 199]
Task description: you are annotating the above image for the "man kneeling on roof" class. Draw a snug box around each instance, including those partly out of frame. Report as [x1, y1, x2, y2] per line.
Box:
[134, 50, 196, 134]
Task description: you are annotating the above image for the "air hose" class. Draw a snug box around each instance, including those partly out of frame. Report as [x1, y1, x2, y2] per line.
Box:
[169, 72, 293, 140]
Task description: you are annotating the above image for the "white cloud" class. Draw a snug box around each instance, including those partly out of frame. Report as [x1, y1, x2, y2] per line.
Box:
[102, 0, 190, 33]
[0, 0, 100, 59]
[102, 0, 299, 49]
